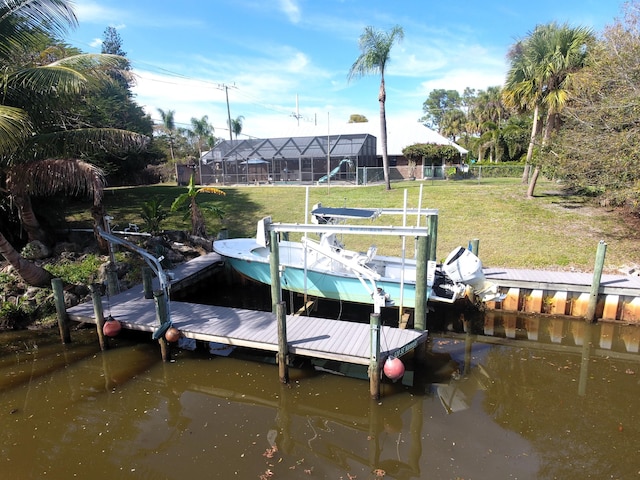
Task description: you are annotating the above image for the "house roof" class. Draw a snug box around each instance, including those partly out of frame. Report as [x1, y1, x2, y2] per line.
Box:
[271, 118, 468, 156]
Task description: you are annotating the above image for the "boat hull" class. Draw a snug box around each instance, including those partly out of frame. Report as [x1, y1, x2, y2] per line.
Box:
[214, 238, 459, 309]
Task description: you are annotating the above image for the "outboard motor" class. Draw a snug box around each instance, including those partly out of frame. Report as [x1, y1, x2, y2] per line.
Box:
[442, 247, 502, 302]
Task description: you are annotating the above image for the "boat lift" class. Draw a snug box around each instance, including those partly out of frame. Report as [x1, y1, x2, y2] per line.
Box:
[96, 226, 173, 339]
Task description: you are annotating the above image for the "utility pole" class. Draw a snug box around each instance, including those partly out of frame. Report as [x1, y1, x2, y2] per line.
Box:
[217, 83, 236, 141]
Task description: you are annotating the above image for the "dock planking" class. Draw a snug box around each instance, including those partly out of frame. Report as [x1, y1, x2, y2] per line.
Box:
[67, 278, 428, 366]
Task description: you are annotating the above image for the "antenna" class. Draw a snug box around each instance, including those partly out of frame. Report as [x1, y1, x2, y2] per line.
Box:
[291, 93, 302, 126]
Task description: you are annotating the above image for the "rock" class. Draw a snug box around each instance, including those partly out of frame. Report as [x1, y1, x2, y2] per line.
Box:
[21, 240, 52, 260]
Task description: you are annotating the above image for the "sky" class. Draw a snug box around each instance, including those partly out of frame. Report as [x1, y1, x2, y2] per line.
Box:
[66, 0, 626, 140]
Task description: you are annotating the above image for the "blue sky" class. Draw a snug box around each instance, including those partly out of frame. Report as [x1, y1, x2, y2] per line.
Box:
[67, 0, 625, 139]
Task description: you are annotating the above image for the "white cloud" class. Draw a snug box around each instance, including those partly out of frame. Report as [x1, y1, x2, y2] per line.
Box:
[279, 0, 301, 24]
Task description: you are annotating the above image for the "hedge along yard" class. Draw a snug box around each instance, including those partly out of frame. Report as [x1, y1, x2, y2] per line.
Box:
[63, 177, 640, 274]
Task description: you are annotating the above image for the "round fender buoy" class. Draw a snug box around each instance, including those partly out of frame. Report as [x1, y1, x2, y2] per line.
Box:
[165, 327, 181, 343]
[103, 318, 122, 337]
[383, 356, 405, 381]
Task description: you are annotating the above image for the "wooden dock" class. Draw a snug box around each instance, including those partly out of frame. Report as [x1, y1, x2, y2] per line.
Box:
[66, 253, 428, 367]
[483, 267, 640, 322]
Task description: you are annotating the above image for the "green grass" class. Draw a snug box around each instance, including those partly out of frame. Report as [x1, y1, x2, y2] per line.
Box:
[62, 178, 640, 273]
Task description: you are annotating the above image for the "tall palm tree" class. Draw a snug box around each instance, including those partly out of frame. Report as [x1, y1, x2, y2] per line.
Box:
[504, 23, 593, 196]
[0, 0, 148, 286]
[190, 115, 214, 184]
[157, 108, 177, 161]
[348, 25, 404, 190]
[229, 115, 244, 140]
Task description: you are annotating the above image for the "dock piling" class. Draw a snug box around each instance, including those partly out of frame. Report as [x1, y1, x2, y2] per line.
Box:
[51, 277, 71, 344]
[369, 313, 381, 400]
[153, 290, 170, 361]
[469, 238, 479, 256]
[269, 230, 282, 314]
[277, 301, 289, 384]
[89, 284, 108, 350]
[586, 240, 607, 323]
[142, 267, 154, 299]
[414, 236, 428, 331]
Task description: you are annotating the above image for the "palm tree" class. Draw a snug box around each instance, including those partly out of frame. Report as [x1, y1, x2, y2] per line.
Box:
[0, 0, 148, 286]
[348, 25, 404, 190]
[190, 115, 214, 185]
[229, 115, 245, 140]
[504, 23, 593, 196]
[171, 174, 225, 237]
[157, 108, 177, 161]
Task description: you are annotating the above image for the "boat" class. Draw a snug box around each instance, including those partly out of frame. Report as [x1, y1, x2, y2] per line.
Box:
[213, 205, 501, 310]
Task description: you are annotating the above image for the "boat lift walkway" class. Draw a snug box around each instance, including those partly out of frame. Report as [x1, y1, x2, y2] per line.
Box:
[66, 253, 428, 368]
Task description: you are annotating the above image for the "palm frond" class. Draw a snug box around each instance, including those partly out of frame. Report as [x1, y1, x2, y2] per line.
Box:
[0, 105, 31, 159]
[8, 158, 105, 205]
[0, 0, 77, 61]
[22, 128, 148, 160]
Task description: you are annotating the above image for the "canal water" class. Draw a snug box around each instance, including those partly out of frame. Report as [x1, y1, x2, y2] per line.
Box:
[2, 287, 640, 478]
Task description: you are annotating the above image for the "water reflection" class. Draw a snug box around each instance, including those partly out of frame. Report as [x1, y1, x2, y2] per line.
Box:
[1, 312, 640, 479]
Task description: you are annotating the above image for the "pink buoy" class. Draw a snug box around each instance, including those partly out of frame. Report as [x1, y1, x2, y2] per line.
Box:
[383, 356, 405, 381]
[103, 318, 122, 337]
[165, 327, 181, 343]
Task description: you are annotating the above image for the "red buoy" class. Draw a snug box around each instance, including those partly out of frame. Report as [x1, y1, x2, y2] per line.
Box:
[383, 356, 405, 381]
[165, 327, 181, 343]
[103, 318, 122, 337]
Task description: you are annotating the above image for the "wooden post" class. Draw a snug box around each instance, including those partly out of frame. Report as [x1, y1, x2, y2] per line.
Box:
[427, 214, 438, 261]
[142, 266, 154, 299]
[269, 230, 282, 314]
[106, 263, 119, 297]
[578, 321, 593, 396]
[90, 284, 108, 350]
[586, 240, 607, 323]
[469, 238, 479, 256]
[276, 301, 289, 384]
[414, 235, 428, 331]
[154, 290, 170, 361]
[369, 313, 381, 400]
[51, 278, 71, 344]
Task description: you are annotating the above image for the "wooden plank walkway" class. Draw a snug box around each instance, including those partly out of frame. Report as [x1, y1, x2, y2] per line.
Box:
[484, 267, 640, 296]
[68, 294, 427, 365]
[66, 252, 428, 365]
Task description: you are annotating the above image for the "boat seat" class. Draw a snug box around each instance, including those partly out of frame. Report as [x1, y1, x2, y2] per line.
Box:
[358, 245, 377, 265]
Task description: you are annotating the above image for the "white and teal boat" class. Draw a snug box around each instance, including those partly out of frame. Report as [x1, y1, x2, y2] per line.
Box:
[213, 206, 500, 309]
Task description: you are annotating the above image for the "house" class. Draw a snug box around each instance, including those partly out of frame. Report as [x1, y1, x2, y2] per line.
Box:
[191, 118, 466, 185]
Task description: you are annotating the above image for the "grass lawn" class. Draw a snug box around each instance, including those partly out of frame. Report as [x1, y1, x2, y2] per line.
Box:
[63, 177, 640, 273]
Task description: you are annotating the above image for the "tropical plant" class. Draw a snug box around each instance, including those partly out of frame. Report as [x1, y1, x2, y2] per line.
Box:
[157, 108, 177, 161]
[548, 2, 640, 213]
[229, 115, 244, 140]
[140, 198, 168, 235]
[504, 22, 594, 196]
[171, 174, 225, 237]
[0, 0, 148, 286]
[348, 25, 404, 190]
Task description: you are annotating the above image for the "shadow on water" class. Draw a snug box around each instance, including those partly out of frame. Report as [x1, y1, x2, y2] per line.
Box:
[2, 270, 640, 478]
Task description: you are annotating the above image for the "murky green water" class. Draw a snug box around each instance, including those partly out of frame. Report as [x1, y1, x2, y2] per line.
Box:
[1, 311, 639, 479]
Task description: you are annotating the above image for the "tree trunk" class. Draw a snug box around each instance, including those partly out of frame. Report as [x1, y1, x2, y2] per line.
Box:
[527, 110, 555, 198]
[191, 199, 207, 237]
[91, 204, 110, 253]
[523, 104, 540, 184]
[0, 231, 53, 287]
[527, 166, 540, 198]
[379, 77, 391, 190]
[12, 192, 52, 245]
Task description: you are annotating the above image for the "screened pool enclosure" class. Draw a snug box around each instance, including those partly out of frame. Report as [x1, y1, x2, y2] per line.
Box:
[199, 133, 377, 185]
